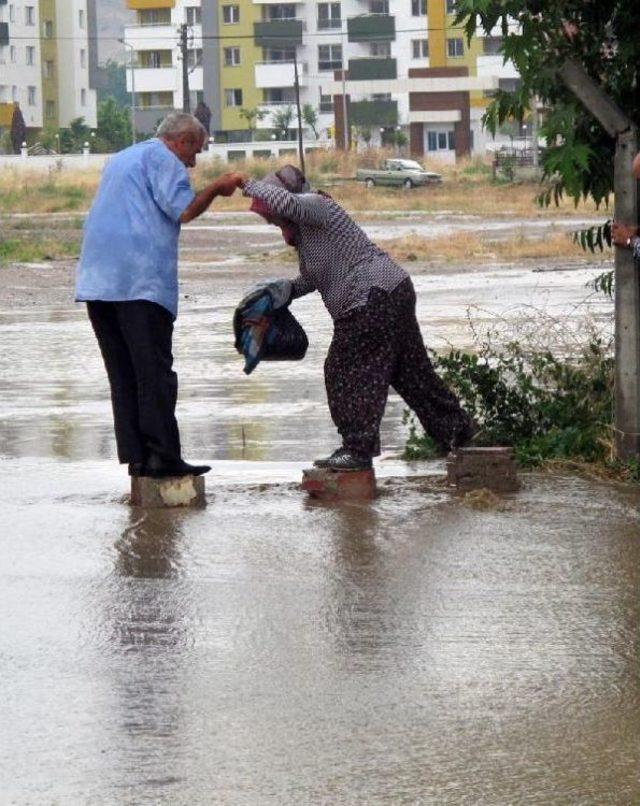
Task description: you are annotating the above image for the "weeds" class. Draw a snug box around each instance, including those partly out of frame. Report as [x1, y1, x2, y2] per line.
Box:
[403, 319, 624, 476]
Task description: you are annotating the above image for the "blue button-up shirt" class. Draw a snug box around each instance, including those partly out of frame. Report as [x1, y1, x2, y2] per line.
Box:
[75, 138, 195, 318]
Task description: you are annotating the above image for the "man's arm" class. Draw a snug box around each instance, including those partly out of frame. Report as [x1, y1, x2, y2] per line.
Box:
[180, 172, 246, 224]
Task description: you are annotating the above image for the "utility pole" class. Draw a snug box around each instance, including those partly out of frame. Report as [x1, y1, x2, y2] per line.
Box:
[558, 58, 639, 460]
[179, 24, 190, 113]
[341, 29, 349, 151]
[293, 55, 305, 175]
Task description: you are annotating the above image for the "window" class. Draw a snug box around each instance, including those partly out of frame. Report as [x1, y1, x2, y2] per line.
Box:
[138, 9, 171, 25]
[12, 85, 18, 102]
[267, 4, 296, 19]
[427, 129, 455, 151]
[187, 48, 202, 68]
[445, 0, 456, 12]
[225, 88, 243, 106]
[411, 0, 426, 15]
[0, 85, 7, 102]
[9, 5, 15, 23]
[370, 0, 389, 13]
[370, 42, 391, 57]
[483, 36, 502, 55]
[28, 85, 36, 106]
[222, 5, 239, 24]
[45, 100, 56, 119]
[263, 88, 294, 104]
[412, 39, 428, 58]
[320, 92, 333, 112]
[139, 91, 173, 108]
[80, 49, 86, 69]
[318, 3, 341, 29]
[81, 88, 87, 106]
[10, 45, 16, 63]
[25, 6, 35, 25]
[44, 60, 54, 78]
[79, 9, 85, 29]
[186, 7, 202, 25]
[43, 20, 54, 38]
[26, 46, 35, 65]
[224, 47, 241, 66]
[447, 37, 463, 56]
[318, 44, 342, 71]
[264, 47, 296, 62]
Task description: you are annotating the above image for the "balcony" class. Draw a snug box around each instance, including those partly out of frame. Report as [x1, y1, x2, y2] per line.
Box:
[348, 57, 397, 80]
[349, 98, 398, 126]
[0, 22, 9, 45]
[254, 19, 303, 48]
[347, 15, 395, 43]
[255, 61, 307, 89]
[127, 66, 176, 93]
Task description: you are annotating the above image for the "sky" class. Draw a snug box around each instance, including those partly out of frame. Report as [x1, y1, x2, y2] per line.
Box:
[95, 0, 132, 63]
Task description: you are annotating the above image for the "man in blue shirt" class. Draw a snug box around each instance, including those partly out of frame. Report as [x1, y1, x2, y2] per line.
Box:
[76, 112, 242, 478]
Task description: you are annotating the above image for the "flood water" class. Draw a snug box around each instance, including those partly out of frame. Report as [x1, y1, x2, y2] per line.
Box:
[1, 216, 639, 804]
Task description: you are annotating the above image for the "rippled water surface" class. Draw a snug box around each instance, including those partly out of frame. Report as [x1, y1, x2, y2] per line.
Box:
[1, 223, 638, 804]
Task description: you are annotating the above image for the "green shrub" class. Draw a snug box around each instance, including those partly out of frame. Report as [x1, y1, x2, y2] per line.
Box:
[404, 337, 615, 468]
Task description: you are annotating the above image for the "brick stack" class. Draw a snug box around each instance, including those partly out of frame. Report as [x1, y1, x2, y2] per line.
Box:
[301, 468, 377, 501]
[446, 447, 519, 493]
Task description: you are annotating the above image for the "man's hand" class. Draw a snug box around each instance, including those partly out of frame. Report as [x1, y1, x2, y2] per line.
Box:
[212, 172, 248, 197]
[180, 173, 248, 223]
[612, 222, 639, 247]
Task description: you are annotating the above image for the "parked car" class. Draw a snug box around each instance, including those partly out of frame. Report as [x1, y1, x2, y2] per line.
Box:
[355, 159, 443, 189]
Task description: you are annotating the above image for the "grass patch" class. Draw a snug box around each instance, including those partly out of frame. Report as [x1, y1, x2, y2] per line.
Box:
[0, 236, 80, 264]
[382, 230, 607, 264]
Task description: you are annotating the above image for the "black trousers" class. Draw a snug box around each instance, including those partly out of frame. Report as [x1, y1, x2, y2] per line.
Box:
[87, 300, 181, 465]
[324, 278, 472, 458]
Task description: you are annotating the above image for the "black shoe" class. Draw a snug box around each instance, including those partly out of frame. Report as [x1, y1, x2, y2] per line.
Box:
[146, 456, 211, 478]
[316, 449, 372, 472]
[128, 462, 146, 477]
[313, 447, 345, 468]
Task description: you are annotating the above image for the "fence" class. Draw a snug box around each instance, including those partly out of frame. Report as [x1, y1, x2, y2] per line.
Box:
[0, 139, 333, 173]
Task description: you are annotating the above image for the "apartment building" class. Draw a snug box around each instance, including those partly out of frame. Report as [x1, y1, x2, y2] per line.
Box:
[0, 0, 98, 137]
[124, 0, 518, 158]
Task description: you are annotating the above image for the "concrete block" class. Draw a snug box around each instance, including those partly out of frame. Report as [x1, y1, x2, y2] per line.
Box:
[301, 467, 376, 501]
[130, 475, 206, 508]
[447, 447, 519, 493]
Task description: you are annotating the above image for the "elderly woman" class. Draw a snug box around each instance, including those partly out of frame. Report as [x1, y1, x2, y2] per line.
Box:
[237, 165, 475, 471]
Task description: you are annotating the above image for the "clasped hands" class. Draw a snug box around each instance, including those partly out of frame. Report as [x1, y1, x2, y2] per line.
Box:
[211, 172, 249, 198]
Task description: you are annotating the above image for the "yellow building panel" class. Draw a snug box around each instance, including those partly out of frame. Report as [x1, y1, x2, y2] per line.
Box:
[127, 0, 175, 9]
[0, 103, 14, 127]
[427, 0, 446, 68]
[219, 0, 262, 132]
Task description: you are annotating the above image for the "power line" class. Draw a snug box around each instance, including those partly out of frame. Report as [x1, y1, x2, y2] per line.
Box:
[6, 23, 472, 43]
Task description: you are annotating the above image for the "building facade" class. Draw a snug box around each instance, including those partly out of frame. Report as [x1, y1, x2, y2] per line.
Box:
[124, 0, 519, 158]
[0, 0, 98, 139]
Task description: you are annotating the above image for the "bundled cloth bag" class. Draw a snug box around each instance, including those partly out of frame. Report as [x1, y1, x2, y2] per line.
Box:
[233, 279, 308, 375]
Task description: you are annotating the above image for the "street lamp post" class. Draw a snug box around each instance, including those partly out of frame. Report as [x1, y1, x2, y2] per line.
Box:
[119, 38, 136, 145]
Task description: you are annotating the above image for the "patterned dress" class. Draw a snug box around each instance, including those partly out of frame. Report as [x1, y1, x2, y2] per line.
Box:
[243, 179, 473, 457]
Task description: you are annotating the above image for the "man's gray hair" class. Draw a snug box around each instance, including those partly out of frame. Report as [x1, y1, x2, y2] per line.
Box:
[157, 112, 207, 140]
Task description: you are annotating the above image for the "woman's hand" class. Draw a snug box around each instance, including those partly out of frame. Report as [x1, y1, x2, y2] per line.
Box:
[612, 222, 639, 247]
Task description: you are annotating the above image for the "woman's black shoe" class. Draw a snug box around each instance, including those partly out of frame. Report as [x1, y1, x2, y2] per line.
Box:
[314, 448, 372, 471]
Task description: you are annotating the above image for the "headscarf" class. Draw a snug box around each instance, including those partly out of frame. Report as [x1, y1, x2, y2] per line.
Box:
[249, 164, 311, 245]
